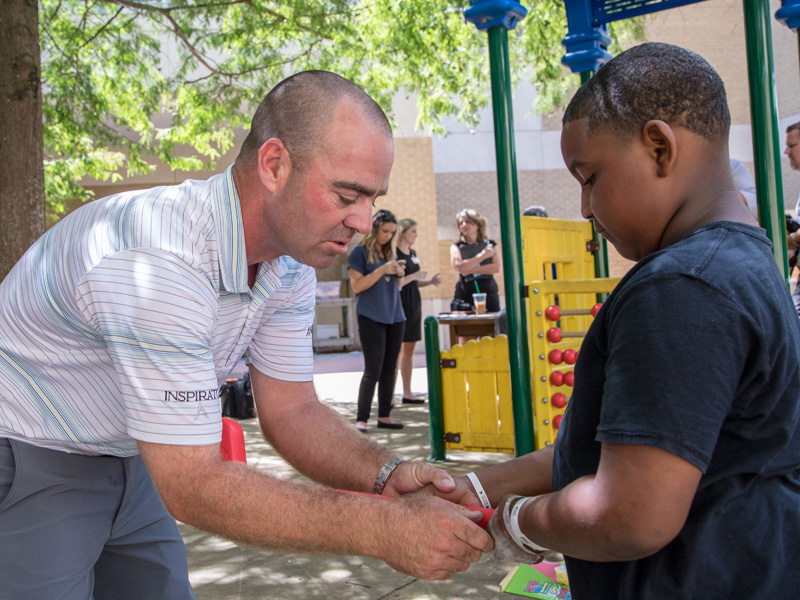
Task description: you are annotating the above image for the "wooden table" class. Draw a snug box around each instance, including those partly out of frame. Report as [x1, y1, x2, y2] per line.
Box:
[436, 313, 498, 347]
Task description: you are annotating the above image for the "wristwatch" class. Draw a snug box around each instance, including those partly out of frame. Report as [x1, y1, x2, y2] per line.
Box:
[373, 456, 405, 495]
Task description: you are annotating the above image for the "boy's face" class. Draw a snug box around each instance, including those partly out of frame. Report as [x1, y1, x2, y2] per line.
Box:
[561, 118, 674, 261]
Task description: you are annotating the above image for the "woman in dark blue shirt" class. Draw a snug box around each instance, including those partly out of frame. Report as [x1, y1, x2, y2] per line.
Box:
[348, 210, 406, 434]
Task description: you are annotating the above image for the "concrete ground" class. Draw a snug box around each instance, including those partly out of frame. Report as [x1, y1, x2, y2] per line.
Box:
[182, 351, 521, 599]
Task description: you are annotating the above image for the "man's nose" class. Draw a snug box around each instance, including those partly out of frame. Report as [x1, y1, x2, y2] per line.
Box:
[344, 202, 373, 234]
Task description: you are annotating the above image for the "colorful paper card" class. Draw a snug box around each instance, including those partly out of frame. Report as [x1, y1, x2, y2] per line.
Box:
[499, 562, 571, 599]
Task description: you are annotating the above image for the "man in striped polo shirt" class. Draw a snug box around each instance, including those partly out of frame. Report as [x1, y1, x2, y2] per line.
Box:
[0, 71, 493, 598]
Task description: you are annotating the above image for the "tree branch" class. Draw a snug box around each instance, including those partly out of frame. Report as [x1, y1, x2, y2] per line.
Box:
[79, 6, 125, 50]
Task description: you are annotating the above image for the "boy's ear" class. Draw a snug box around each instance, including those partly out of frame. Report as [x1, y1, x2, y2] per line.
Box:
[256, 138, 291, 194]
[641, 120, 677, 178]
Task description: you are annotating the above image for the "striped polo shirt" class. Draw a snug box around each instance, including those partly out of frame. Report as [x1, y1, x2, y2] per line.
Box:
[0, 165, 315, 456]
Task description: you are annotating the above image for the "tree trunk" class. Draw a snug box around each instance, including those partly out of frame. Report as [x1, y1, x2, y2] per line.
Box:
[0, 0, 45, 282]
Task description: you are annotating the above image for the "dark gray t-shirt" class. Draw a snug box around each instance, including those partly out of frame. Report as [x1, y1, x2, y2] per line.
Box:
[554, 221, 800, 599]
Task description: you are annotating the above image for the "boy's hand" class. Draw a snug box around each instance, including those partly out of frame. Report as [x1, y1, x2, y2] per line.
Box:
[416, 475, 482, 507]
[383, 460, 456, 497]
[487, 495, 548, 565]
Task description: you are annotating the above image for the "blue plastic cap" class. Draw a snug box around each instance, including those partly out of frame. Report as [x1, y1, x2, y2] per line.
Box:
[464, 0, 528, 31]
[776, 0, 800, 30]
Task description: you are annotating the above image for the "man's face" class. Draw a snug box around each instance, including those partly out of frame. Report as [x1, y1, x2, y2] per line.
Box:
[268, 101, 394, 269]
[561, 118, 674, 261]
[786, 129, 800, 172]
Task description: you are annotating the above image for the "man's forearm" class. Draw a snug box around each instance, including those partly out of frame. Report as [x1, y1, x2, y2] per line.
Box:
[138, 441, 493, 581]
[258, 396, 393, 492]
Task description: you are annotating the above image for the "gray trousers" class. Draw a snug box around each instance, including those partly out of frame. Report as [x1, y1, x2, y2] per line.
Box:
[0, 438, 195, 599]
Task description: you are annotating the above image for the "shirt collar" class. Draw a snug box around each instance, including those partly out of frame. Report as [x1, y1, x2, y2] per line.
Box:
[211, 165, 249, 293]
[211, 164, 288, 294]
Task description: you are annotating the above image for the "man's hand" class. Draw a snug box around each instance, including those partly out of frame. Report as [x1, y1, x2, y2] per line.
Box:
[373, 494, 494, 580]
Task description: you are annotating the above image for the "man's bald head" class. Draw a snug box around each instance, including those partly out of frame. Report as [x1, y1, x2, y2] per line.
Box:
[237, 71, 392, 171]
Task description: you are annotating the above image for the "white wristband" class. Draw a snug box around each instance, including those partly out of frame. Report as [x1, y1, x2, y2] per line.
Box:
[466, 472, 492, 509]
[507, 496, 548, 553]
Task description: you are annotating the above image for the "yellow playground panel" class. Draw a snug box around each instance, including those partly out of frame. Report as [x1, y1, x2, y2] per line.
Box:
[527, 278, 620, 450]
[437, 218, 619, 455]
[438, 278, 620, 454]
[520, 216, 596, 283]
[439, 335, 515, 453]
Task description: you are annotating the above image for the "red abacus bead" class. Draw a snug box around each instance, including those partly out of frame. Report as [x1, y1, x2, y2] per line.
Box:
[550, 371, 564, 386]
[564, 371, 574, 387]
[548, 349, 563, 364]
[545, 305, 560, 321]
[563, 349, 577, 365]
[591, 303, 602, 317]
[546, 327, 562, 343]
[551, 393, 567, 408]
[553, 414, 563, 429]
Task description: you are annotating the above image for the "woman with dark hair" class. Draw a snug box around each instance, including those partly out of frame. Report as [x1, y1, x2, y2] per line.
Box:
[450, 209, 501, 313]
[348, 210, 406, 433]
[395, 218, 441, 404]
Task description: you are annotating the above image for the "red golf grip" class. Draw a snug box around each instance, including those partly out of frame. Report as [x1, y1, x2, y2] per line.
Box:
[335, 489, 494, 529]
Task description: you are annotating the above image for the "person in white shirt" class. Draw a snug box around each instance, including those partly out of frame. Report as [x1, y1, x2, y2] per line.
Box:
[0, 70, 492, 598]
[783, 122, 800, 315]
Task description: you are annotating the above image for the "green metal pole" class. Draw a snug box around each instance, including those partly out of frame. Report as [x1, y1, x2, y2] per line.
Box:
[486, 26, 535, 457]
[743, 0, 788, 281]
[424, 316, 447, 462]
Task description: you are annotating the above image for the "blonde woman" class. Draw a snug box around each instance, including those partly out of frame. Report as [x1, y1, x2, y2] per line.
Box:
[450, 209, 501, 312]
[348, 210, 406, 433]
[395, 218, 441, 404]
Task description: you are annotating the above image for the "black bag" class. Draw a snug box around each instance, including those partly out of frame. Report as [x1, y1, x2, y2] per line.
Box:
[220, 374, 255, 419]
[450, 298, 473, 312]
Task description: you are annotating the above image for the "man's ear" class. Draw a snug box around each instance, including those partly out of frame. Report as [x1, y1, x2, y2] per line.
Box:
[641, 120, 677, 177]
[256, 138, 291, 194]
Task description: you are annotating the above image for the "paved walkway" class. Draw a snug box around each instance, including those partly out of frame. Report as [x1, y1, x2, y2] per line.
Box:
[182, 352, 520, 599]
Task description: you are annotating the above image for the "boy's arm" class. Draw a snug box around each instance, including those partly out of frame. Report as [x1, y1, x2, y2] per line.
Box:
[505, 442, 701, 562]
[430, 445, 555, 507]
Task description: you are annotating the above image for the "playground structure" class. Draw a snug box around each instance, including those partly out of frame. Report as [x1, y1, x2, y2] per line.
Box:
[430, 278, 619, 458]
[426, 0, 800, 460]
[426, 216, 618, 459]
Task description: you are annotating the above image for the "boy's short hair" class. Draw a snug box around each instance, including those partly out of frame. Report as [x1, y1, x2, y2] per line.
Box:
[563, 43, 730, 144]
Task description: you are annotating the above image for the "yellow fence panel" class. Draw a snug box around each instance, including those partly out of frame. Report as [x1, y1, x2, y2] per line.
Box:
[440, 335, 515, 454]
